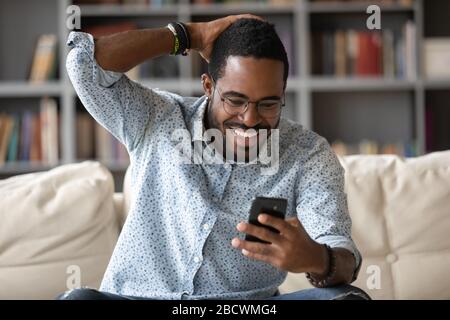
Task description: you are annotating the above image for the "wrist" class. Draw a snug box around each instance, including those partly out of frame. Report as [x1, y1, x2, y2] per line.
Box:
[309, 241, 329, 276]
[306, 244, 338, 288]
[185, 22, 203, 51]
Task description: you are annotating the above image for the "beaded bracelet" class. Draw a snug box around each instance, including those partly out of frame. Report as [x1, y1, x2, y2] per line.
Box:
[166, 23, 180, 55]
[305, 244, 337, 288]
[176, 22, 190, 56]
[166, 22, 190, 56]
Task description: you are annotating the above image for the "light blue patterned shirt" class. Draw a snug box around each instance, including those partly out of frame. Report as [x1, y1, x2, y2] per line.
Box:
[66, 31, 361, 300]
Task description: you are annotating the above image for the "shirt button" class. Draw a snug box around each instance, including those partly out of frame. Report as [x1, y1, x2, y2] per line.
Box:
[224, 163, 231, 170]
[203, 223, 209, 231]
[194, 256, 201, 263]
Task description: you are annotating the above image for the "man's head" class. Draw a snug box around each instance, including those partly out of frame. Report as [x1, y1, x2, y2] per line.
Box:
[201, 18, 289, 161]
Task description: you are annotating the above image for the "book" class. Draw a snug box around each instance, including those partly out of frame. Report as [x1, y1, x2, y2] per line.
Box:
[6, 114, 20, 163]
[40, 97, 59, 165]
[334, 30, 347, 77]
[356, 32, 382, 76]
[323, 32, 335, 75]
[382, 29, 395, 77]
[331, 139, 417, 157]
[76, 113, 96, 159]
[346, 30, 358, 75]
[0, 115, 14, 165]
[311, 31, 323, 75]
[19, 111, 33, 161]
[29, 34, 58, 83]
[424, 38, 450, 78]
[311, 21, 414, 78]
[30, 114, 42, 162]
[404, 20, 416, 79]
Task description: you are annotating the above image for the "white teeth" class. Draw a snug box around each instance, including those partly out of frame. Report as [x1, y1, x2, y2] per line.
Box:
[233, 128, 258, 138]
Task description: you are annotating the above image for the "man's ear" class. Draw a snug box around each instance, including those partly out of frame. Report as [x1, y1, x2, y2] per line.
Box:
[201, 73, 213, 98]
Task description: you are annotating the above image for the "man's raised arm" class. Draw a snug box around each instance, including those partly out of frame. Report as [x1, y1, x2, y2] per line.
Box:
[94, 14, 262, 73]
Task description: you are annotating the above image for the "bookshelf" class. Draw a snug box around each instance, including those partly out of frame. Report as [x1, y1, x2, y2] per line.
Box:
[0, 0, 449, 191]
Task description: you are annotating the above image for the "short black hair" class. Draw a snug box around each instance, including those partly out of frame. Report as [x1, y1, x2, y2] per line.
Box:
[208, 18, 289, 88]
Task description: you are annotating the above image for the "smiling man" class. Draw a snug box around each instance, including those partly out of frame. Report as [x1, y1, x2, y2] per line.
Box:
[61, 15, 369, 300]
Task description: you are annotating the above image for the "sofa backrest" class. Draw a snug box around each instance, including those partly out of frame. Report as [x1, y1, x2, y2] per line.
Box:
[0, 161, 120, 300]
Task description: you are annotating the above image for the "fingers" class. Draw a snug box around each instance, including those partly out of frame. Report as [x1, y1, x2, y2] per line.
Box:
[236, 221, 282, 244]
[286, 217, 301, 228]
[231, 238, 276, 265]
[257, 214, 294, 238]
[241, 249, 273, 264]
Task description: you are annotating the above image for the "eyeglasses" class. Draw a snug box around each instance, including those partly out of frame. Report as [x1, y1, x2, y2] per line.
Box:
[212, 81, 285, 119]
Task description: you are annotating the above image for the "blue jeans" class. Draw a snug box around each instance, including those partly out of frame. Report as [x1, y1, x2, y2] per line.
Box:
[57, 285, 370, 300]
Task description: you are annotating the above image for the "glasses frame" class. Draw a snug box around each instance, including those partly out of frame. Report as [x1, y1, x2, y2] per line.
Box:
[210, 78, 285, 119]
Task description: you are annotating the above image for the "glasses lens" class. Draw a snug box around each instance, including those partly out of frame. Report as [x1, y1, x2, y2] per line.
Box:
[258, 101, 282, 118]
[220, 90, 284, 118]
[223, 97, 246, 115]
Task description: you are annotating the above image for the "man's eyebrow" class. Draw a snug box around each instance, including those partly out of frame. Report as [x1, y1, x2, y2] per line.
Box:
[222, 90, 282, 100]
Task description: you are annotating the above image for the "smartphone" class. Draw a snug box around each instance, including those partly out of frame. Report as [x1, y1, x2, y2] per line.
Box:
[245, 197, 288, 244]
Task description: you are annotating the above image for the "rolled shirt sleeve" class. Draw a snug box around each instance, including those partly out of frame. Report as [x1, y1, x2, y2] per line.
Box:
[66, 31, 175, 151]
[296, 136, 362, 279]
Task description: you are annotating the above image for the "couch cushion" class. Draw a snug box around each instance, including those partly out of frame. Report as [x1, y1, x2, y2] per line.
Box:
[0, 161, 119, 299]
[280, 151, 450, 299]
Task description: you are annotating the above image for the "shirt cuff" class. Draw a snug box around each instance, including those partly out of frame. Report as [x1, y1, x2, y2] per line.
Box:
[67, 31, 123, 87]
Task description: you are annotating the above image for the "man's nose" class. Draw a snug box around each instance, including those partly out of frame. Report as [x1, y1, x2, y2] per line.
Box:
[238, 103, 262, 128]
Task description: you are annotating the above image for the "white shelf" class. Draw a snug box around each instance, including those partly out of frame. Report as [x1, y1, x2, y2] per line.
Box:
[0, 81, 63, 97]
[423, 78, 450, 90]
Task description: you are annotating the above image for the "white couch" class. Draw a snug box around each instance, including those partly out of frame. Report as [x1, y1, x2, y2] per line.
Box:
[1, 151, 449, 300]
